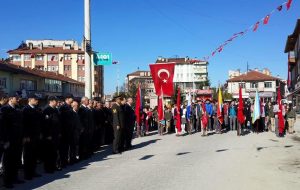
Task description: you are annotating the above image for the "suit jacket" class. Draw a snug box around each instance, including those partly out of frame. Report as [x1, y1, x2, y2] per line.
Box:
[22, 105, 42, 140]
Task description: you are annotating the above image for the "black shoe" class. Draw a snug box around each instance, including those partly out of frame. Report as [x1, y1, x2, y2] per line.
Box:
[3, 184, 14, 189]
[112, 151, 119, 154]
[24, 175, 33, 180]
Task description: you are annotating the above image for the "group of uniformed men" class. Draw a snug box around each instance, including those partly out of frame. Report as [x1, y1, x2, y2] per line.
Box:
[0, 94, 136, 188]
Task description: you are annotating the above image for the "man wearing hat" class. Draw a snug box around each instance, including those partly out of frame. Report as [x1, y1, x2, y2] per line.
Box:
[22, 94, 42, 180]
[111, 95, 125, 154]
[0, 95, 24, 188]
[42, 96, 61, 173]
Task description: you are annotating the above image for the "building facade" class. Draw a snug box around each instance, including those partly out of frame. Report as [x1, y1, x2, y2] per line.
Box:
[285, 19, 300, 110]
[0, 60, 84, 99]
[227, 70, 285, 101]
[7, 40, 103, 98]
[126, 70, 157, 108]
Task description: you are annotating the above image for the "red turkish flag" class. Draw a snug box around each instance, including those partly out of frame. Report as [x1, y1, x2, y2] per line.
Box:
[135, 84, 141, 126]
[253, 22, 260, 32]
[237, 87, 245, 124]
[158, 94, 164, 121]
[286, 0, 293, 10]
[263, 15, 270, 25]
[176, 87, 181, 133]
[277, 88, 285, 134]
[150, 63, 175, 96]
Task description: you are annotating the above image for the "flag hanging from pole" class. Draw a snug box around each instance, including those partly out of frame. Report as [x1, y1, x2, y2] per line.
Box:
[217, 87, 223, 124]
[277, 88, 285, 134]
[135, 84, 141, 126]
[150, 63, 175, 96]
[158, 89, 164, 121]
[237, 86, 245, 124]
[252, 89, 261, 123]
[253, 22, 260, 32]
[176, 88, 181, 133]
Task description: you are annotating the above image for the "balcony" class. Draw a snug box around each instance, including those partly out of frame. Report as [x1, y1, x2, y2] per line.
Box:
[288, 51, 296, 64]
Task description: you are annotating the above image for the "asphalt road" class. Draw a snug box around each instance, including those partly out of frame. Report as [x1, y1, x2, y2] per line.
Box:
[11, 124, 300, 190]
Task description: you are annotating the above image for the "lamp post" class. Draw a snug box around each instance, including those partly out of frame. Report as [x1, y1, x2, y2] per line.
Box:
[84, 0, 92, 99]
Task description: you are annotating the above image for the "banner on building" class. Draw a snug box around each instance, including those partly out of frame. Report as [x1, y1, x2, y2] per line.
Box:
[94, 52, 112, 65]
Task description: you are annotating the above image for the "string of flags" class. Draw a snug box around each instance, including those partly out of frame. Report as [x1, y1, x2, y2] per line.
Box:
[202, 0, 293, 61]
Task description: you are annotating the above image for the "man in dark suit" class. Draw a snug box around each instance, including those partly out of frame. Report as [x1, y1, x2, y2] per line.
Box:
[111, 96, 125, 154]
[42, 96, 61, 173]
[58, 94, 74, 167]
[195, 101, 202, 133]
[70, 101, 83, 164]
[0, 95, 24, 188]
[22, 95, 42, 180]
[78, 96, 93, 159]
[123, 97, 136, 150]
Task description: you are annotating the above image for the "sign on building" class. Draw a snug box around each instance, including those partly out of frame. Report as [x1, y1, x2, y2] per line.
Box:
[94, 52, 112, 65]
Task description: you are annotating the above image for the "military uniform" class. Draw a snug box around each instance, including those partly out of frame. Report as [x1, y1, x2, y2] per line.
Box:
[0, 104, 23, 187]
[22, 104, 42, 180]
[42, 105, 61, 173]
[112, 103, 125, 153]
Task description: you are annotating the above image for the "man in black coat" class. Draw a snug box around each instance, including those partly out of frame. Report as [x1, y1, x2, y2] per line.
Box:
[78, 97, 94, 159]
[123, 97, 136, 150]
[22, 95, 42, 180]
[0, 96, 24, 188]
[111, 96, 125, 154]
[103, 101, 113, 144]
[58, 94, 74, 167]
[70, 101, 83, 163]
[42, 96, 61, 173]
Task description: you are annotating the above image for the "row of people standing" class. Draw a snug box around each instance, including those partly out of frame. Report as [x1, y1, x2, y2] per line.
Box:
[0, 94, 122, 188]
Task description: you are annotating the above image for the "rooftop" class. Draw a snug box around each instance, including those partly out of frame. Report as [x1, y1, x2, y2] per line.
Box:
[284, 19, 300, 53]
[227, 70, 281, 82]
[7, 47, 84, 54]
[0, 60, 84, 85]
[155, 57, 207, 64]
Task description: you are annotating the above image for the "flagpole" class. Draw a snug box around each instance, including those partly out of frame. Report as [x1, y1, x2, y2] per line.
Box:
[84, 0, 92, 99]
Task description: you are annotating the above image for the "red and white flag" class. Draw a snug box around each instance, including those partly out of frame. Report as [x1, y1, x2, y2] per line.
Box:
[158, 91, 164, 121]
[150, 63, 175, 96]
[253, 22, 260, 32]
[135, 83, 141, 125]
[263, 15, 270, 25]
[286, 0, 293, 10]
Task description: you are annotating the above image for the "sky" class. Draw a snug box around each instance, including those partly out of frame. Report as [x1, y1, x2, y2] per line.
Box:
[0, 0, 298, 94]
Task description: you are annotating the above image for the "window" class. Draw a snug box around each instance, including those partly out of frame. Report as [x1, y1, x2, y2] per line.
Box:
[239, 83, 245, 88]
[35, 55, 44, 61]
[251, 82, 258, 88]
[44, 79, 62, 92]
[0, 78, 7, 88]
[64, 65, 71, 71]
[64, 54, 72, 60]
[47, 65, 59, 72]
[47, 54, 58, 61]
[35, 66, 44, 70]
[77, 54, 84, 60]
[78, 65, 85, 71]
[77, 76, 85, 82]
[264, 82, 272, 88]
[11, 55, 21, 61]
[20, 80, 37, 91]
[24, 54, 31, 61]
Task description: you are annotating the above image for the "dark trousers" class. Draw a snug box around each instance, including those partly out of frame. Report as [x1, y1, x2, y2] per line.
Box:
[113, 127, 123, 153]
[2, 145, 19, 185]
[124, 125, 134, 148]
[43, 139, 58, 172]
[79, 131, 89, 160]
[23, 140, 38, 178]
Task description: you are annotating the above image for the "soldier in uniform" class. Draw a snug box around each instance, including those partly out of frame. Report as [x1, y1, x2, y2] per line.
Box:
[123, 97, 136, 150]
[111, 95, 125, 154]
[42, 96, 61, 173]
[58, 94, 74, 168]
[0, 95, 24, 188]
[22, 95, 42, 180]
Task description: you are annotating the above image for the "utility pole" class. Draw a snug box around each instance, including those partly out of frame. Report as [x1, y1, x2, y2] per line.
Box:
[84, 0, 92, 99]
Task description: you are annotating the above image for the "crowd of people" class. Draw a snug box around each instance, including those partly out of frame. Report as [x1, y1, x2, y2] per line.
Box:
[148, 99, 297, 138]
[0, 94, 136, 188]
[0, 94, 298, 188]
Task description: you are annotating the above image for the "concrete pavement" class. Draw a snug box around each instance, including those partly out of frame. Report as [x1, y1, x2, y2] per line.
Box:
[10, 122, 300, 190]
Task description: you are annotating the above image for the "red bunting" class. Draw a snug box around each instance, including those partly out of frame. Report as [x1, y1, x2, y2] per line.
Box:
[286, 0, 293, 10]
[277, 5, 283, 11]
[263, 15, 270, 25]
[218, 46, 223, 52]
[253, 22, 260, 32]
